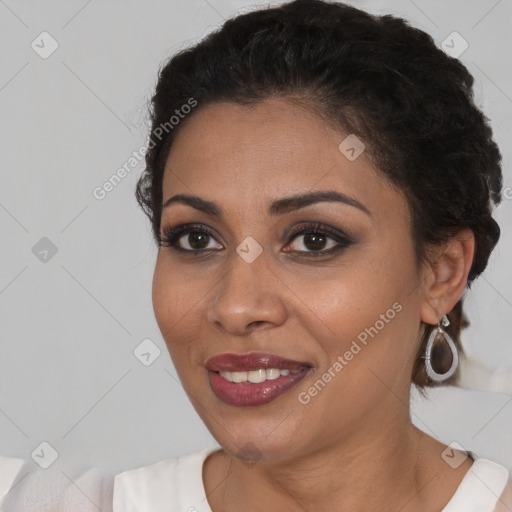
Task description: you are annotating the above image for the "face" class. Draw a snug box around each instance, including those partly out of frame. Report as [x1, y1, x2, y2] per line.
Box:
[152, 97, 428, 463]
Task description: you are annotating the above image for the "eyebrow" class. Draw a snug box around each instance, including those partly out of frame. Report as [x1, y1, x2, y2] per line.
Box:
[161, 190, 371, 218]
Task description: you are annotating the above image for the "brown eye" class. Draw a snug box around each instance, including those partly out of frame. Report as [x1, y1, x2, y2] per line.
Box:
[159, 224, 223, 253]
[302, 233, 330, 251]
[289, 232, 337, 252]
[185, 231, 210, 250]
[285, 222, 353, 257]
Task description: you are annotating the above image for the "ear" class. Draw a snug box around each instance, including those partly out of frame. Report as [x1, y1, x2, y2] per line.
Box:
[419, 228, 475, 325]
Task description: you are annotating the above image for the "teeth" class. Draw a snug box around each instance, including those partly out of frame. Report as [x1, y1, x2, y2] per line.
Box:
[266, 368, 280, 380]
[219, 368, 301, 383]
[231, 371, 247, 383]
[248, 369, 266, 383]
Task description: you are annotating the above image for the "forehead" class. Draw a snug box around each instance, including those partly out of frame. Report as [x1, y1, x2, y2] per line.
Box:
[165, 98, 332, 185]
[162, 98, 406, 222]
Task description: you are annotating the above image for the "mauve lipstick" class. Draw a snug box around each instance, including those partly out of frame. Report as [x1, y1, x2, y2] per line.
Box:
[205, 352, 312, 406]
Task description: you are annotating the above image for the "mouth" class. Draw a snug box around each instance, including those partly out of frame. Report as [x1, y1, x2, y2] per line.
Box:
[205, 352, 312, 407]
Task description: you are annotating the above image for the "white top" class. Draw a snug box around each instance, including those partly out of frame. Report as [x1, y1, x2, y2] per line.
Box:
[113, 448, 512, 512]
[0, 457, 114, 512]
[0, 455, 25, 502]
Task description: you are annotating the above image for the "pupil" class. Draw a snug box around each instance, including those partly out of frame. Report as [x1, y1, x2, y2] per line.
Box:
[189, 232, 208, 249]
[304, 233, 326, 250]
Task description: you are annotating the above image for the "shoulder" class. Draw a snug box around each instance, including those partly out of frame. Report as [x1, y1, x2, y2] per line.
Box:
[494, 475, 512, 511]
[0, 458, 114, 512]
[443, 458, 511, 512]
[113, 448, 217, 512]
[0, 454, 25, 496]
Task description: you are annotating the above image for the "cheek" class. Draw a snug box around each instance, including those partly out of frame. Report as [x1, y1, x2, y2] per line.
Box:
[151, 258, 172, 333]
[151, 257, 191, 348]
[300, 246, 416, 364]
[151, 256, 208, 368]
[308, 280, 393, 360]
[300, 253, 400, 324]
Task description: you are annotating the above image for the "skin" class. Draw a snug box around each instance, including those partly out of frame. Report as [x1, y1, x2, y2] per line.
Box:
[152, 97, 476, 511]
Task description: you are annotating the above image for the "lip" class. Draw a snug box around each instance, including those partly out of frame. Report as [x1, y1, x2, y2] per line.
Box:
[205, 352, 312, 407]
[205, 352, 311, 372]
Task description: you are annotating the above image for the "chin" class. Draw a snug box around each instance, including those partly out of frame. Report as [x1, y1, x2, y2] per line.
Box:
[205, 411, 308, 464]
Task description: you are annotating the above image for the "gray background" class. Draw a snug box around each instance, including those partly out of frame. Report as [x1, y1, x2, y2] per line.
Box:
[0, 0, 511, 475]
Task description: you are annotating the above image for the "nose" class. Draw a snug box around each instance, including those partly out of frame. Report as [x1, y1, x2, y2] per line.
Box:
[206, 247, 288, 335]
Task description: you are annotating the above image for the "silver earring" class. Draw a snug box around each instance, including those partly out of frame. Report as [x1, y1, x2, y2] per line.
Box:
[424, 315, 458, 382]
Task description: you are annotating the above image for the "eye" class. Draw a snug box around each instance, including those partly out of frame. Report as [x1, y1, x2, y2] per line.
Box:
[284, 222, 352, 256]
[159, 221, 353, 258]
[159, 223, 223, 253]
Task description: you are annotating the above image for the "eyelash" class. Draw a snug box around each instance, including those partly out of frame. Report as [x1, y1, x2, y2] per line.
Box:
[159, 222, 353, 258]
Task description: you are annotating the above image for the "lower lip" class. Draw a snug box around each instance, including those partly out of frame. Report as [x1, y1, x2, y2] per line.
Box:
[208, 368, 311, 406]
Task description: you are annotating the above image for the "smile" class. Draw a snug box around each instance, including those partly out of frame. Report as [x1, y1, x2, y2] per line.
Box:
[205, 352, 312, 406]
[219, 368, 302, 383]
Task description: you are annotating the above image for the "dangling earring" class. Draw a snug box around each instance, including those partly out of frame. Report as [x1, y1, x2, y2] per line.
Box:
[424, 315, 458, 382]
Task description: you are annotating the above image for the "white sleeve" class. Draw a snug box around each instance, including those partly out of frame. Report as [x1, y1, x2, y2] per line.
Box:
[0, 455, 25, 505]
[113, 458, 179, 512]
[0, 460, 114, 512]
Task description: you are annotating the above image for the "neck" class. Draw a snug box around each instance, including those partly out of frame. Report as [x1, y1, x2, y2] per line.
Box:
[205, 419, 439, 511]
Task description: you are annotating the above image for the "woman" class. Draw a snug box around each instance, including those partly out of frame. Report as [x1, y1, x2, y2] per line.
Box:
[113, 0, 512, 510]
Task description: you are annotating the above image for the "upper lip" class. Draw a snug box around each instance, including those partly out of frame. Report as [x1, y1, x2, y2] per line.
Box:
[205, 352, 312, 372]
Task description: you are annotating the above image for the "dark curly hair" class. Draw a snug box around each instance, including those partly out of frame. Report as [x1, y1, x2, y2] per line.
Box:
[135, 0, 502, 390]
